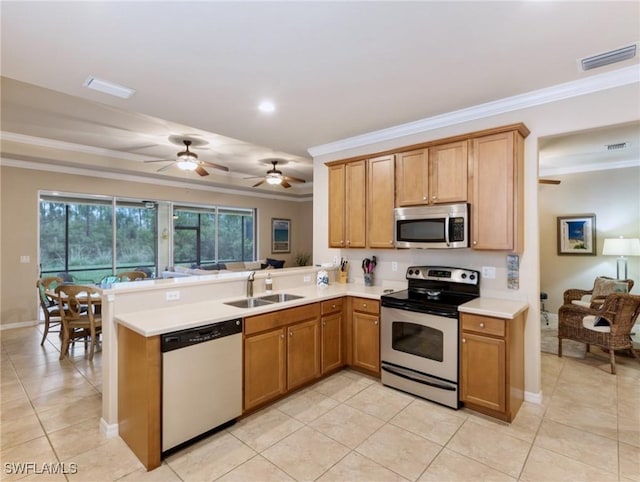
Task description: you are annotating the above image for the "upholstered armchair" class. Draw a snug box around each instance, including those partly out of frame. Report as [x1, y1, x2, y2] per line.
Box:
[558, 293, 640, 374]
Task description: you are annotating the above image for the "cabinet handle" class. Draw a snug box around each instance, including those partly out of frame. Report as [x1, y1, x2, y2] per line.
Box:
[322, 321, 326, 326]
[422, 196, 427, 200]
[473, 240, 477, 245]
[280, 334, 284, 339]
[479, 322, 485, 328]
[432, 195, 437, 200]
[374, 320, 378, 325]
[289, 331, 293, 337]
[462, 338, 466, 343]
[362, 303, 367, 308]
[389, 240, 393, 244]
[331, 304, 336, 309]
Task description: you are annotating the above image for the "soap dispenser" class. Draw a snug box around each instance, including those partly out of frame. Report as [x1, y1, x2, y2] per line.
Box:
[265, 273, 273, 294]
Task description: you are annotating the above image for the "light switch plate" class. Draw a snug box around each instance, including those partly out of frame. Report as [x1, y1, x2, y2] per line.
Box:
[482, 266, 496, 279]
[166, 291, 180, 301]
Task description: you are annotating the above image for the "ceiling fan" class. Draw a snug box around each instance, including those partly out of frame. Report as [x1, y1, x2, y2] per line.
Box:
[249, 160, 306, 188]
[144, 140, 229, 177]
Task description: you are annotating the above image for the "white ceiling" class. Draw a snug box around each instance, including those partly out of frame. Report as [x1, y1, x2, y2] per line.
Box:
[1, 1, 639, 196]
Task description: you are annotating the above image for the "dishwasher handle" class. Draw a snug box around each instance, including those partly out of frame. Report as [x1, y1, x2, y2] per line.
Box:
[161, 318, 242, 352]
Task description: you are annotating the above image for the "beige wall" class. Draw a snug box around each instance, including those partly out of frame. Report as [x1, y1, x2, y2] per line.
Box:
[539, 167, 640, 314]
[0, 165, 312, 325]
[313, 82, 640, 400]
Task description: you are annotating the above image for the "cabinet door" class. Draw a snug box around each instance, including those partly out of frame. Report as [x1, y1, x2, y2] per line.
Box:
[352, 311, 380, 373]
[429, 141, 468, 204]
[328, 164, 346, 248]
[345, 160, 367, 248]
[395, 149, 428, 206]
[471, 131, 522, 251]
[367, 155, 395, 249]
[287, 318, 321, 390]
[460, 332, 506, 413]
[321, 312, 343, 374]
[244, 329, 286, 410]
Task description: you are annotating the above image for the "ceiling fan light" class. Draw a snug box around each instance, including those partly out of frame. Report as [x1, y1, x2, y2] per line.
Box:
[266, 173, 282, 185]
[176, 158, 198, 171]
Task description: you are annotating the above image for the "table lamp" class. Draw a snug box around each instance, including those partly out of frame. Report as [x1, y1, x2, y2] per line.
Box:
[602, 236, 640, 280]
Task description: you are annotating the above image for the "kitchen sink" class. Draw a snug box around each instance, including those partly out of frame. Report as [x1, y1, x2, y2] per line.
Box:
[257, 293, 305, 303]
[224, 293, 305, 309]
[224, 298, 274, 309]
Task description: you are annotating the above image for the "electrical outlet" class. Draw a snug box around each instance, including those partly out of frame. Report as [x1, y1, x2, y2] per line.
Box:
[166, 291, 180, 301]
[303, 276, 311, 283]
[20, 255, 30, 263]
[481, 266, 496, 279]
[391, 262, 398, 272]
[333, 256, 339, 266]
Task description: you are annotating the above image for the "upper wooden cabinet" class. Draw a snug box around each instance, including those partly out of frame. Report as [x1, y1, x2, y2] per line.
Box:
[367, 155, 395, 249]
[395, 141, 468, 207]
[328, 161, 366, 248]
[470, 130, 525, 252]
[428, 140, 468, 204]
[395, 149, 428, 206]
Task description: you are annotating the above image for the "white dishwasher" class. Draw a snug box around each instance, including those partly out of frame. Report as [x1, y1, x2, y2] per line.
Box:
[161, 318, 243, 452]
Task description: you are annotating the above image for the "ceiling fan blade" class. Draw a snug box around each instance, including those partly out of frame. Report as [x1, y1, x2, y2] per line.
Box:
[253, 179, 266, 188]
[144, 159, 172, 163]
[195, 166, 209, 177]
[282, 175, 306, 183]
[156, 163, 174, 172]
[243, 175, 263, 180]
[539, 179, 561, 184]
[200, 160, 229, 172]
[281, 180, 292, 188]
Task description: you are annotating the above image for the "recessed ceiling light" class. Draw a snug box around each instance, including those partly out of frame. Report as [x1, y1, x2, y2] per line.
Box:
[258, 100, 276, 113]
[83, 76, 136, 99]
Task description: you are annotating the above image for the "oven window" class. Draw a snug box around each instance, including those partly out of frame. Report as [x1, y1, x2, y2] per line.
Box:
[391, 321, 443, 362]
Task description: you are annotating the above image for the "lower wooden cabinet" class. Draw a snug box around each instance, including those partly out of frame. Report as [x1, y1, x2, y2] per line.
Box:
[244, 328, 286, 410]
[350, 297, 380, 375]
[321, 298, 344, 374]
[244, 304, 321, 411]
[460, 311, 525, 422]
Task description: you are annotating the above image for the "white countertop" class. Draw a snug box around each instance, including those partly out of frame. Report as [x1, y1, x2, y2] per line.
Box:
[115, 283, 392, 337]
[458, 297, 529, 319]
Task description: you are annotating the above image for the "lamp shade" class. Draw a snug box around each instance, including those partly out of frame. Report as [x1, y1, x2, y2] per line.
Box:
[602, 237, 640, 256]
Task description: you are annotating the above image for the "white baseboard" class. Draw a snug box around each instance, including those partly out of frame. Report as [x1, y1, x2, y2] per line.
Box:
[525, 390, 543, 405]
[0, 320, 39, 331]
[100, 418, 119, 438]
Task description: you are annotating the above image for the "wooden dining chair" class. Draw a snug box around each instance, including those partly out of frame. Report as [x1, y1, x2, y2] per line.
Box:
[55, 284, 102, 360]
[36, 276, 64, 346]
[116, 270, 148, 282]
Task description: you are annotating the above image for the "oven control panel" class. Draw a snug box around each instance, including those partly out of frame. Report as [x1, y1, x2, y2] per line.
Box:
[406, 266, 479, 285]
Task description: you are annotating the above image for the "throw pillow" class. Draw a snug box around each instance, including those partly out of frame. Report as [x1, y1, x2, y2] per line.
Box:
[591, 277, 619, 299]
[265, 258, 285, 269]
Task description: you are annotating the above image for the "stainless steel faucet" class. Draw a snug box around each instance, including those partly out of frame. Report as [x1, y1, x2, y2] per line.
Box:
[246, 271, 255, 298]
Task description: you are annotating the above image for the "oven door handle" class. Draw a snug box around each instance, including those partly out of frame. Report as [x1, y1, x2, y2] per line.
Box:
[381, 363, 456, 391]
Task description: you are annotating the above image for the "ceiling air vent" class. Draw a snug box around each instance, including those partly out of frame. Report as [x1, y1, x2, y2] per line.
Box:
[580, 44, 637, 71]
[606, 142, 628, 151]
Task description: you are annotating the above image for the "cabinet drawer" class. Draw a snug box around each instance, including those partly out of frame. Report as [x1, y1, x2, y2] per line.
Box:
[245, 303, 320, 336]
[321, 298, 343, 315]
[352, 297, 379, 315]
[461, 314, 505, 337]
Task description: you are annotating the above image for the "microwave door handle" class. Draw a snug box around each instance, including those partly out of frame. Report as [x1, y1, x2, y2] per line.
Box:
[444, 215, 450, 246]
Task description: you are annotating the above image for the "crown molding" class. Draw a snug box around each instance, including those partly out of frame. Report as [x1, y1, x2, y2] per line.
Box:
[0, 132, 159, 162]
[308, 64, 640, 158]
[0, 157, 313, 202]
[539, 158, 640, 177]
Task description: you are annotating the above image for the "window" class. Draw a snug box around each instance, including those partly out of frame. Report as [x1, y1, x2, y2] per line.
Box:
[39, 195, 157, 283]
[173, 205, 255, 266]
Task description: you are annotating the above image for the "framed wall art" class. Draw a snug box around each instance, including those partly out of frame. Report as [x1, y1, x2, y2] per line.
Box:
[557, 214, 596, 255]
[272, 218, 291, 253]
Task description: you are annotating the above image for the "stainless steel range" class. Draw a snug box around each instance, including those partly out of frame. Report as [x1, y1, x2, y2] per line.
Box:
[380, 266, 480, 409]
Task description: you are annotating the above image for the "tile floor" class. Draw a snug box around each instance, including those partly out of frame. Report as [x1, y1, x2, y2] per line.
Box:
[1, 325, 639, 481]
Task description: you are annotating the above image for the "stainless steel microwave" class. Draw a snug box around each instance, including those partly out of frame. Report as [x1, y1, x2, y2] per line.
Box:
[394, 203, 469, 249]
